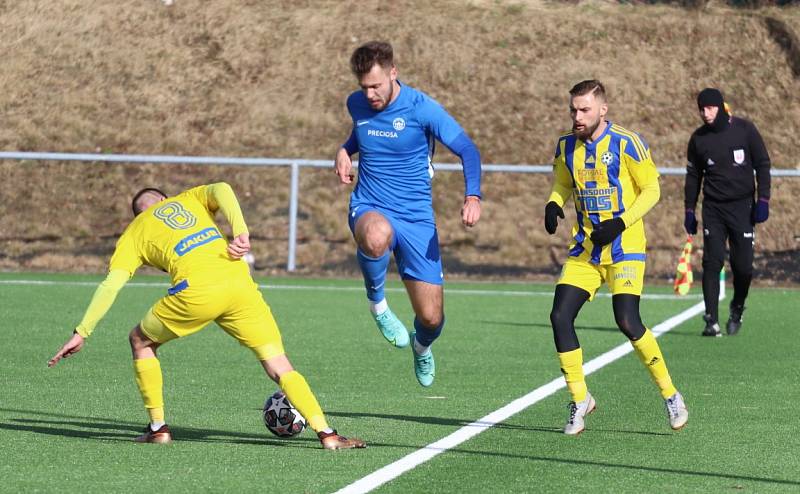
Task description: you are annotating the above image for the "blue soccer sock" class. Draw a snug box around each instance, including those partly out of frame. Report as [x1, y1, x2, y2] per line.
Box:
[413, 317, 444, 354]
[357, 249, 389, 303]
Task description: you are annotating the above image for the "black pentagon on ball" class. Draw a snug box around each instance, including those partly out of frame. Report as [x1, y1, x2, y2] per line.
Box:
[264, 409, 279, 428]
[262, 390, 307, 438]
[279, 407, 296, 423]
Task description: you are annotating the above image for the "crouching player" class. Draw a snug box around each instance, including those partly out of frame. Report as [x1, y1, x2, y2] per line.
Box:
[48, 183, 366, 450]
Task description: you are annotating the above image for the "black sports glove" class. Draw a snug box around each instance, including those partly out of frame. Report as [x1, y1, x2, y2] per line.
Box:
[589, 217, 626, 246]
[684, 209, 697, 235]
[544, 201, 564, 234]
[752, 198, 769, 224]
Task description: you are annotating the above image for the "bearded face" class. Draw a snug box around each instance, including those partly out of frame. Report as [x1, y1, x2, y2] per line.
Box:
[358, 64, 398, 111]
[570, 92, 607, 142]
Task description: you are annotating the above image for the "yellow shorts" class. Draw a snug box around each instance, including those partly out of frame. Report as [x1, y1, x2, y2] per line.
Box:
[139, 276, 285, 361]
[557, 258, 645, 300]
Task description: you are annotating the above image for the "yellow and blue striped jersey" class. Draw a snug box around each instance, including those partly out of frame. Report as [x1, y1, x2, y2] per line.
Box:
[549, 122, 660, 265]
[109, 185, 248, 284]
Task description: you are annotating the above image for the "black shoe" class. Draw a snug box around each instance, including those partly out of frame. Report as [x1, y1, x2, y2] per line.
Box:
[726, 303, 745, 336]
[701, 314, 721, 337]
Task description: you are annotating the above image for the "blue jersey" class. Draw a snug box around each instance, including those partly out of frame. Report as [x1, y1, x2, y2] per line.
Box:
[346, 82, 477, 221]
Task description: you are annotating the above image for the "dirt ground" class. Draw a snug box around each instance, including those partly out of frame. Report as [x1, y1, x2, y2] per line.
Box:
[2, 160, 797, 286]
[0, 1, 797, 285]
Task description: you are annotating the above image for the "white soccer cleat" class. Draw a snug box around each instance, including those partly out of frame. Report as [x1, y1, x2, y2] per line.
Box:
[564, 392, 596, 436]
[665, 391, 689, 430]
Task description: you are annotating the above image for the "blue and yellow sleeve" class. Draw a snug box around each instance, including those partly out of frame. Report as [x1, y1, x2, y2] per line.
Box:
[547, 139, 573, 207]
[619, 136, 660, 227]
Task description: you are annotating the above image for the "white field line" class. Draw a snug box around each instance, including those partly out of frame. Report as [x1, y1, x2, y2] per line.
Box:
[0, 279, 700, 300]
[332, 299, 707, 494]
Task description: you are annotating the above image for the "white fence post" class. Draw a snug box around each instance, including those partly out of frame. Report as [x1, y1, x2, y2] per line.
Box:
[287, 161, 300, 271]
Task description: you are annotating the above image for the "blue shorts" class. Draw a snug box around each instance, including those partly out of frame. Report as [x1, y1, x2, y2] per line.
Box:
[348, 204, 444, 285]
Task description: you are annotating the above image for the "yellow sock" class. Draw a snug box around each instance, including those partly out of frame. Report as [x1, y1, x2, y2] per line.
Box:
[278, 370, 328, 433]
[632, 329, 678, 399]
[558, 348, 587, 403]
[133, 357, 165, 423]
[148, 407, 165, 424]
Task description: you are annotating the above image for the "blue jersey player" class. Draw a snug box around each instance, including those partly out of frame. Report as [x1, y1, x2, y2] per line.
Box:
[334, 41, 482, 387]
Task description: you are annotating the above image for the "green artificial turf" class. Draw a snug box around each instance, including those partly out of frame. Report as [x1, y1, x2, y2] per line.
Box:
[1, 273, 797, 493]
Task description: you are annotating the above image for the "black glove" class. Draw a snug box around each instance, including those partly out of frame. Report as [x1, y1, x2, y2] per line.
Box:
[590, 217, 626, 246]
[752, 198, 769, 224]
[684, 209, 697, 235]
[544, 201, 564, 234]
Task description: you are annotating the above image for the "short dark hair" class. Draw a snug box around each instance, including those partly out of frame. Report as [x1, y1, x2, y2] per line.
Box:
[350, 41, 394, 78]
[569, 80, 606, 101]
[131, 188, 167, 216]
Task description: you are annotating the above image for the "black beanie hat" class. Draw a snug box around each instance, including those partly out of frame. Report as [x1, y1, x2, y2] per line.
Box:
[697, 88, 729, 132]
[697, 88, 724, 110]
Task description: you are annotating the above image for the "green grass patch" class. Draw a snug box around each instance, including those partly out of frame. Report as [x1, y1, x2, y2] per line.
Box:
[1, 273, 798, 492]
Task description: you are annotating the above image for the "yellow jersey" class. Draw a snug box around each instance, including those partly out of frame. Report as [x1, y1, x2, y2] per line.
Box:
[109, 185, 248, 284]
[549, 122, 660, 265]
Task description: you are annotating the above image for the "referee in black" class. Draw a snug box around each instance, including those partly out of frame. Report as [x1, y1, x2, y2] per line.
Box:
[684, 88, 771, 337]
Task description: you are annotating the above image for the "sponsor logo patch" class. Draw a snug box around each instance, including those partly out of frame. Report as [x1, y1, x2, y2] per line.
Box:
[733, 148, 745, 165]
[575, 187, 619, 213]
[578, 168, 606, 182]
[174, 227, 223, 256]
[615, 265, 638, 281]
[367, 129, 399, 138]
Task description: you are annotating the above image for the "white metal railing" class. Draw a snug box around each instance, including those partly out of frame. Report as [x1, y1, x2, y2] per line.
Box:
[2, 151, 797, 270]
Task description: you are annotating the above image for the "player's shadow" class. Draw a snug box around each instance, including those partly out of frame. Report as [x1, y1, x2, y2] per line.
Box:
[325, 410, 669, 437]
[0, 417, 141, 442]
[0, 407, 318, 448]
[326, 409, 559, 433]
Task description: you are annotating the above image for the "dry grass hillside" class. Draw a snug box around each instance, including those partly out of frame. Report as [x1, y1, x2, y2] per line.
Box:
[1, 0, 798, 284]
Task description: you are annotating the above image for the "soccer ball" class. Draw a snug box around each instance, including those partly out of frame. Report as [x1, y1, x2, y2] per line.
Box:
[262, 391, 306, 437]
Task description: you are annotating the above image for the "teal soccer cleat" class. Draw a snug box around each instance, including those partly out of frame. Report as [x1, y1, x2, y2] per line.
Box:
[410, 331, 435, 387]
[373, 308, 410, 348]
